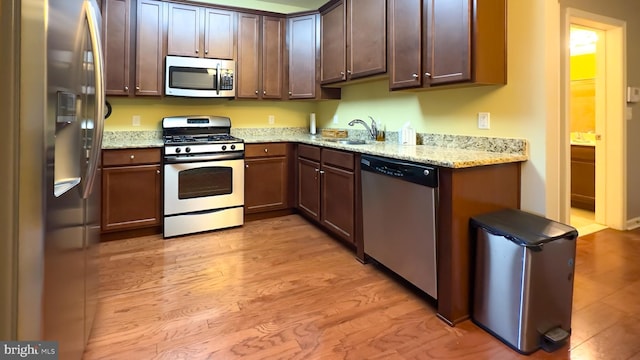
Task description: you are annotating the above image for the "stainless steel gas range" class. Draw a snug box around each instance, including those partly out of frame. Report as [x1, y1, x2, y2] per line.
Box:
[162, 116, 244, 238]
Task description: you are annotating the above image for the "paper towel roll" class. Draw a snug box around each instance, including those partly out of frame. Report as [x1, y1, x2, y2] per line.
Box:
[310, 113, 316, 134]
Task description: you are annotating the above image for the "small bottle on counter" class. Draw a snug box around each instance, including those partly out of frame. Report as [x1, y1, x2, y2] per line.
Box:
[376, 121, 385, 141]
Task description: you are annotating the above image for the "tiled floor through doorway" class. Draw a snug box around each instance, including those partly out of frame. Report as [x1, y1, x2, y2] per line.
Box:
[570, 207, 607, 236]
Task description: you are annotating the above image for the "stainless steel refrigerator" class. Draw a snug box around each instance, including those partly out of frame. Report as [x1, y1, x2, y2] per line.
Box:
[0, 0, 105, 358]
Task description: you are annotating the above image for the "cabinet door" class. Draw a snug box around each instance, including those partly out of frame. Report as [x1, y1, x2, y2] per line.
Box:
[388, 0, 422, 90]
[262, 16, 285, 99]
[297, 157, 321, 221]
[136, 0, 164, 96]
[347, 0, 386, 80]
[288, 14, 317, 99]
[237, 13, 260, 99]
[321, 164, 355, 243]
[245, 157, 288, 213]
[102, 164, 161, 232]
[204, 8, 235, 59]
[424, 0, 471, 85]
[103, 0, 131, 95]
[320, 2, 346, 84]
[167, 3, 201, 57]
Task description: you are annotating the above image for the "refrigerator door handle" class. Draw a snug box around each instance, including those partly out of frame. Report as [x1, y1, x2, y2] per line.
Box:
[82, 0, 105, 200]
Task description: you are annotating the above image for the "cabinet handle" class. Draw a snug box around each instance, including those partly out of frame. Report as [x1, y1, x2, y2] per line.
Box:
[130, 155, 135, 160]
[124, 86, 129, 91]
[264, 148, 268, 153]
[412, 73, 419, 79]
[425, 72, 432, 77]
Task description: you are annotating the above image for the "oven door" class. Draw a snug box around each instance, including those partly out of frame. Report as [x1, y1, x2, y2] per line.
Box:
[164, 158, 244, 216]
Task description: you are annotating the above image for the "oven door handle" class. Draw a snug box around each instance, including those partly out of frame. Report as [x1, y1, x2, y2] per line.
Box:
[164, 152, 244, 163]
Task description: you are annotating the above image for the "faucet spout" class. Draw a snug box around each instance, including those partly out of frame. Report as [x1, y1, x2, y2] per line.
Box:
[348, 117, 377, 140]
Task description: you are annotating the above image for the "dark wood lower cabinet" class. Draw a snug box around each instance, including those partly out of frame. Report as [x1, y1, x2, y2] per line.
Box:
[297, 144, 357, 245]
[101, 148, 162, 238]
[244, 143, 293, 215]
[436, 162, 521, 325]
[571, 145, 595, 211]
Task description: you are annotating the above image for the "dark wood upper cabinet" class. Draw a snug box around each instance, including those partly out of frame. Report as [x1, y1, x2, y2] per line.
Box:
[167, 3, 236, 59]
[136, 0, 165, 96]
[237, 13, 284, 99]
[321, 0, 386, 85]
[103, 0, 131, 95]
[287, 14, 317, 99]
[388, 0, 421, 90]
[388, 0, 506, 90]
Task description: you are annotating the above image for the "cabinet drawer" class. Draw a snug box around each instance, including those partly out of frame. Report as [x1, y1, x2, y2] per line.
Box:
[571, 145, 595, 163]
[245, 143, 288, 158]
[103, 148, 161, 167]
[322, 148, 354, 171]
[298, 144, 321, 161]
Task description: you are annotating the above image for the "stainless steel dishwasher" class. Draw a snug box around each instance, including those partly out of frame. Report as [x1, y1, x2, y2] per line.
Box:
[361, 155, 438, 299]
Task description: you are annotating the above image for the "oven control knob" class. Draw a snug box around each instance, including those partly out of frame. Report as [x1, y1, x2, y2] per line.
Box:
[185, 147, 191, 153]
[175, 148, 181, 153]
[231, 144, 236, 150]
[222, 145, 227, 151]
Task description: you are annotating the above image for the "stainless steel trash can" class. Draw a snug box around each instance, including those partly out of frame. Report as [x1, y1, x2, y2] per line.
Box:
[470, 209, 578, 354]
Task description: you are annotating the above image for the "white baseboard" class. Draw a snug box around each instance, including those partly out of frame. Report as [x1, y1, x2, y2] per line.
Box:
[626, 217, 640, 230]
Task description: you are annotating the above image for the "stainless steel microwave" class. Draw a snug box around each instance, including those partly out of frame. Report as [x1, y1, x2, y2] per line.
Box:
[165, 56, 236, 98]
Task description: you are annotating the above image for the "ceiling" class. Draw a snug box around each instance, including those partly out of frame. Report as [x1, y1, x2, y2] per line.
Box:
[193, 0, 328, 13]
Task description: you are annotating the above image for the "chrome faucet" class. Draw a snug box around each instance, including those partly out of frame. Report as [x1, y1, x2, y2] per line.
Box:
[348, 116, 377, 140]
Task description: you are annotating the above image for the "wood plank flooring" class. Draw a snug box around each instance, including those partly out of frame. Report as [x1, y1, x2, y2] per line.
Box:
[84, 215, 640, 359]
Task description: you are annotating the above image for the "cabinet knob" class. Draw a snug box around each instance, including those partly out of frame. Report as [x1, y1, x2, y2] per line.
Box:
[245, 164, 249, 168]
[288, 91, 292, 95]
[263, 90, 266, 95]
[255, 90, 258, 94]
[264, 148, 268, 153]
[136, 86, 140, 91]
[195, 49, 199, 54]
[205, 50, 208, 55]
[130, 155, 135, 160]
[314, 168, 319, 172]
[340, 71, 345, 80]
[425, 72, 432, 77]
[124, 86, 129, 91]
[412, 73, 419, 79]
[156, 169, 160, 174]
[347, 70, 352, 75]
[319, 170, 325, 174]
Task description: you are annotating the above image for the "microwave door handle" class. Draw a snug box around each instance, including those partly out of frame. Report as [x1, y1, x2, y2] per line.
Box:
[216, 63, 221, 96]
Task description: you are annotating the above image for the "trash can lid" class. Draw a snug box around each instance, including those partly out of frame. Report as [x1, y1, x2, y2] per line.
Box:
[471, 208, 579, 247]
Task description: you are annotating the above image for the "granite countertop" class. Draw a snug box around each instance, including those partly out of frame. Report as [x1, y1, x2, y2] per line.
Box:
[102, 128, 528, 169]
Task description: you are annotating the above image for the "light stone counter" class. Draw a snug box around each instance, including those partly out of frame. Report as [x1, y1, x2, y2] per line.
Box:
[233, 127, 528, 169]
[102, 128, 528, 168]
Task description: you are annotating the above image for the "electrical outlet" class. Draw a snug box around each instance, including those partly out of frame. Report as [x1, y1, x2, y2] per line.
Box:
[132, 115, 141, 126]
[333, 115, 339, 124]
[477, 112, 490, 129]
[268, 115, 275, 125]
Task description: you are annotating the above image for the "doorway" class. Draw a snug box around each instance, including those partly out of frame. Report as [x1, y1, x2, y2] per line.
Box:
[564, 9, 627, 234]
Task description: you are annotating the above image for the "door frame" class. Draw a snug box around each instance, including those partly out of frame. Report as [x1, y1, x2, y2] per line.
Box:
[562, 8, 627, 230]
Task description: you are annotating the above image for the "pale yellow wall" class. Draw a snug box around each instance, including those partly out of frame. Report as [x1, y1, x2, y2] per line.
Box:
[317, 0, 556, 216]
[105, 97, 315, 130]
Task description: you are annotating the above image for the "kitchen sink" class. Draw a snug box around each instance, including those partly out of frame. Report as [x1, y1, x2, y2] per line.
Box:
[320, 138, 369, 145]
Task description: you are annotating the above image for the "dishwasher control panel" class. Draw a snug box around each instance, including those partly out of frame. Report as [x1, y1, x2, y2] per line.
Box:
[361, 155, 438, 188]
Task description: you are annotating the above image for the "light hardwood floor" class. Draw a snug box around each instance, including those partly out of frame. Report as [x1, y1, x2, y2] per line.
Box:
[84, 215, 640, 359]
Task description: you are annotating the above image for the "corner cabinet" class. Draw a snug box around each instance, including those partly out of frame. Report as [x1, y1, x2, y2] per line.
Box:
[297, 144, 358, 245]
[237, 13, 285, 99]
[244, 143, 293, 214]
[101, 148, 162, 235]
[388, 0, 506, 90]
[320, 0, 386, 85]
